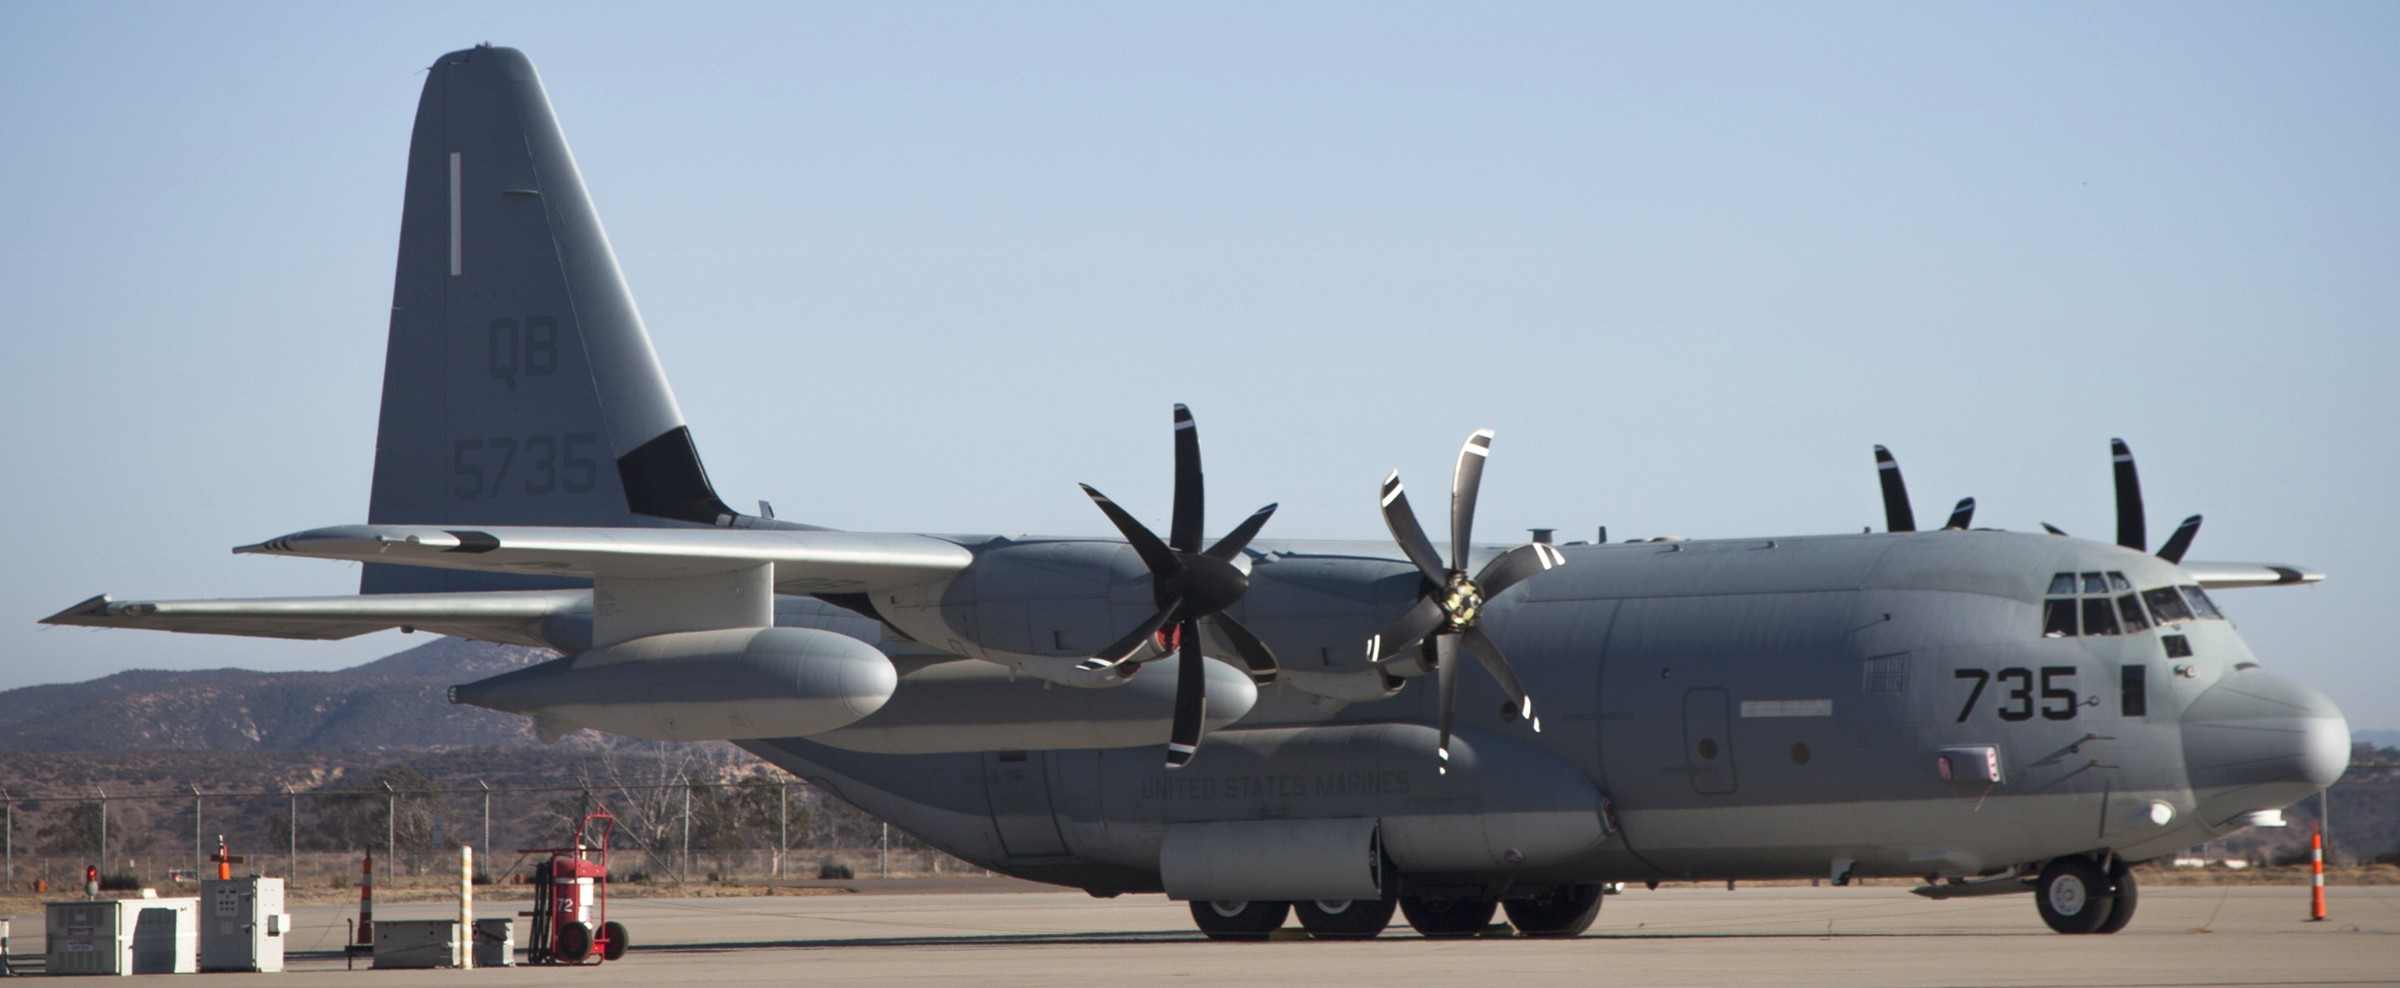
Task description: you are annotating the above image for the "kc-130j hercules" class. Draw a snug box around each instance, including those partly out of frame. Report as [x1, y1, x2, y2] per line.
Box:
[47, 46, 2348, 940]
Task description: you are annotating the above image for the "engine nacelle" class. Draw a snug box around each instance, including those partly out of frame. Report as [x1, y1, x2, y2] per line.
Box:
[450, 627, 897, 742]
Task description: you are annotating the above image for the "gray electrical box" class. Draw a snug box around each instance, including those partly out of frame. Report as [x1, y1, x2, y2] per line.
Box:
[45, 897, 200, 976]
[199, 876, 288, 973]
[473, 917, 515, 967]
[372, 919, 461, 969]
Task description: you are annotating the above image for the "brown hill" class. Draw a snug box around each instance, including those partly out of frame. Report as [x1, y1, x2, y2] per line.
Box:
[0, 637, 593, 752]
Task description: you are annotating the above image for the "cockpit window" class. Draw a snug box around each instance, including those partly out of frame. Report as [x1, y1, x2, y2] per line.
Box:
[2047, 573, 2077, 595]
[2080, 572, 2108, 594]
[2116, 593, 2151, 632]
[2080, 598, 2122, 636]
[2043, 599, 2077, 637]
[2143, 586, 2195, 624]
[2106, 571, 2131, 591]
[2180, 585, 2225, 620]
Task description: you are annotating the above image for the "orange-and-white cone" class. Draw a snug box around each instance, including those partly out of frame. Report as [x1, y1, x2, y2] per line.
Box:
[2309, 826, 2327, 921]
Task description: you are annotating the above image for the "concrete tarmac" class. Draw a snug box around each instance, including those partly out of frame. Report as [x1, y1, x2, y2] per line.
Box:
[11, 884, 2393, 985]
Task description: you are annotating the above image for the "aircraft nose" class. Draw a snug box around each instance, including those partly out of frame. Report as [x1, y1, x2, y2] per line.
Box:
[2180, 669, 2350, 804]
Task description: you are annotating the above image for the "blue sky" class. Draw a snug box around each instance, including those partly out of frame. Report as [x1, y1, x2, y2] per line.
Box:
[2, 2, 2393, 729]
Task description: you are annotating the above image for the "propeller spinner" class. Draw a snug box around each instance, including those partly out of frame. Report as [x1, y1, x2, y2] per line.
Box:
[1368, 430, 1564, 773]
[1077, 404, 1279, 769]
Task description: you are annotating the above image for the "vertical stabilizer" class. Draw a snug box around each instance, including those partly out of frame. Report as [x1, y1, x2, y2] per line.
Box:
[365, 46, 735, 592]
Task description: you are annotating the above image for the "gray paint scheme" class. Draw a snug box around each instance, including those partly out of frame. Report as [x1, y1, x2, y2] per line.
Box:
[44, 46, 2351, 927]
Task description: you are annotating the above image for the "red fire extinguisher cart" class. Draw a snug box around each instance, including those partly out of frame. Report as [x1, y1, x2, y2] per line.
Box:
[522, 810, 628, 964]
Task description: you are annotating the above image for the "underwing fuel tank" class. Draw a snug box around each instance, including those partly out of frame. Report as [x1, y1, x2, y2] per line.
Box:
[449, 627, 897, 742]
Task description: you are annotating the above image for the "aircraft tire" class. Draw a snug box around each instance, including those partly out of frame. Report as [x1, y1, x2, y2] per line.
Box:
[1189, 899, 1290, 941]
[2035, 857, 2115, 934]
[1502, 884, 1605, 937]
[601, 920, 630, 960]
[554, 921, 595, 963]
[1399, 895, 1499, 938]
[1293, 897, 1396, 939]
[2094, 860, 2138, 934]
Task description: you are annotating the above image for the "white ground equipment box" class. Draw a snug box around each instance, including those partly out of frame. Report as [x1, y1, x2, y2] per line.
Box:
[199, 876, 290, 972]
[45, 897, 200, 976]
[372, 918, 462, 969]
[473, 916, 516, 967]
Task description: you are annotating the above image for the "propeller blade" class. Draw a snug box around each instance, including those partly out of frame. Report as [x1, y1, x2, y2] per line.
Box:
[1944, 497, 1976, 531]
[1080, 484, 1180, 579]
[1165, 619, 1206, 769]
[1874, 445, 1916, 533]
[2156, 514, 2202, 564]
[1079, 599, 1182, 671]
[1380, 472, 1454, 586]
[1202, 502, 1278, 561]
[1170, 404, 1204, 554]
[1209, 613, 1279, 685]
[1459, 624, 1538, 733]
[2112, 438, 2146, 551]
[1434, 633, 1460, 774]
[2040, 522, 2068, 537]
[1450, 430, 1493, 566]
[1370, 595, 1449, 661]
[1474, 542, 1566, 599]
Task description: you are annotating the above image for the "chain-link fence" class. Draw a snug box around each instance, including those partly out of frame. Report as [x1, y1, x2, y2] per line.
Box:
[0, 771, 964, 894]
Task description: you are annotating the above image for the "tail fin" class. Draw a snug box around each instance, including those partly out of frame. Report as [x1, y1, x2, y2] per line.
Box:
[365, 45, 736, 592]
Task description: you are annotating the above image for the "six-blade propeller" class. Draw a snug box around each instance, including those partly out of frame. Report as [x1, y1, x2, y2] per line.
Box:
[1077, 404, 1280, 769]
[1873, 445, 1975, 532]
[1365, 430, 1563, 773]
[2039, 438, 2203, 563]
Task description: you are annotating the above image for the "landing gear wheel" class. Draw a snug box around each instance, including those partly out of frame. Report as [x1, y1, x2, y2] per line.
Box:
[601, 920, 630, 960]
[1400, 895, 1499, 938]
[1294, 897, 1396, 939]
[1503, 884, 1605, 937]
[1190, 900, 1290, 941]
[2094, 860, 2137, 934]
[554, 921, 594, 962]
[2036, 857, 2115, 934]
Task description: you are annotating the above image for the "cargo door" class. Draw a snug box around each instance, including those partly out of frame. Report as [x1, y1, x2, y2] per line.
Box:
[983, 750, 1068, 857]
[1683, 688, 1737, 795]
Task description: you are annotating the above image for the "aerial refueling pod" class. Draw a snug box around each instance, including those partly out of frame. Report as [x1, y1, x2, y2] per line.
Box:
[450, 627, 897, 742]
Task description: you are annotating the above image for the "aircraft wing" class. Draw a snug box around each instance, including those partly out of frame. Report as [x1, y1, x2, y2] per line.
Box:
[40, 589, 580, 647]
[234, 525, 974, 593]
[2179, 561, 2325, 590]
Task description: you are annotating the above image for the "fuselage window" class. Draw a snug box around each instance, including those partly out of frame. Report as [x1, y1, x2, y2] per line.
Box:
[2162, 634, 2194, 658]
[2080, 572, 2108, 594]
[2115, 593, 2151, 633]
[2080, 597, 2122, 636]
[2180, 585, 2225, 620]
[2047, 573, 2077, 595]
[2142, 587, 2195, 624]
[2106, 571, 2132, 592]
[2120, 665, 2148, 717]
[2043, 599, 2078, 637]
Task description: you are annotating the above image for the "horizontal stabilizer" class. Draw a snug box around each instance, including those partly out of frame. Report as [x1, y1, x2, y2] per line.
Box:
[2177, 561, 2325, 590]
[40, 590, 582, 646]
[238, 525, 972, 594]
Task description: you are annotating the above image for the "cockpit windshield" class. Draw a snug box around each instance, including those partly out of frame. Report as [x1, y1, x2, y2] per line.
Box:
[2043, 572, 2223, 638]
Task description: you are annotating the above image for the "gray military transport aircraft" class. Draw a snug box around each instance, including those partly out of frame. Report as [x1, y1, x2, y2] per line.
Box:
[47, 45, 2349, 940]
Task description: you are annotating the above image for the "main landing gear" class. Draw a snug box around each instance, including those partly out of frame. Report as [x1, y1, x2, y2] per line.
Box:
[2034, 855, 2137, 934]
[1188, 886, 1606, 941]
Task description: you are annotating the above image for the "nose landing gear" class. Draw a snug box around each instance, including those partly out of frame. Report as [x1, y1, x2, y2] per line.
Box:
[2035, 855, 2137, 934]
